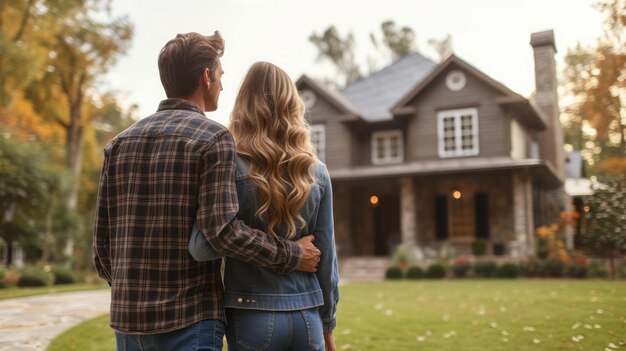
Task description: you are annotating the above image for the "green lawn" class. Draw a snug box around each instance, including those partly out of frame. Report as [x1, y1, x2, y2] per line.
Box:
[48, 280, 626, 351]
[0, 283, 109, 300]
[48, 314, 113, 351]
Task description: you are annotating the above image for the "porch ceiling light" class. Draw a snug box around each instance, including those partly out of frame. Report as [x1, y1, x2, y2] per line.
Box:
[370, 195, 379, 206]
[452, 190, 462, 199]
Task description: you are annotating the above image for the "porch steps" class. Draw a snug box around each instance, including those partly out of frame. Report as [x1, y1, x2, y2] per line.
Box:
[339, 257, 391, 283]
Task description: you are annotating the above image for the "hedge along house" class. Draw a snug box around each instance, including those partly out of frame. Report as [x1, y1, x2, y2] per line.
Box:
[297, 30, 566, 260]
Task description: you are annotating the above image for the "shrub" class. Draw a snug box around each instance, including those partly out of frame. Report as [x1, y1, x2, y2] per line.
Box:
[2, 269, 21, 286]
[452, 256, 470, 278]
[587, 261, 609, 278]
[497, 263, 519, 278]
[538, 259, 565, 277]
[391, 248, 412, 270]
[17, 266, 53, 287]
[452, 263, 470, 278]
[385, 266, 404, 280]
[51, 265, 77, 285]
[0, 267, 5, 288]
[425, 263, 446, 279]
[406, 266, 424, 279]
[567, 264, 588, 279]
[474, 261, 498, 278]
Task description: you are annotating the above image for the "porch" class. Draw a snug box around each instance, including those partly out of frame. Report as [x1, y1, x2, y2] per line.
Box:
[331, 169, 553, 260]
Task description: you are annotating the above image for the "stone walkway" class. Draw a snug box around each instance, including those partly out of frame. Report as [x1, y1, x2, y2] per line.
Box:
[0, 290, 110, 350]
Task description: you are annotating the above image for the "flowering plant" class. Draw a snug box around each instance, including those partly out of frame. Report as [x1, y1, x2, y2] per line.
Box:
[535, 223, 569, 262]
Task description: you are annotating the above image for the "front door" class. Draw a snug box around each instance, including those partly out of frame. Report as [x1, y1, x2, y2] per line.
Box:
[373, 195, 400, 256]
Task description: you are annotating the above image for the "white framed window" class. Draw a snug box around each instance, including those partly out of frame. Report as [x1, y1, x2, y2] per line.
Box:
[437, 108, 479, 158]
[310, 124, 326, 162]
[371, 130, 404, 165]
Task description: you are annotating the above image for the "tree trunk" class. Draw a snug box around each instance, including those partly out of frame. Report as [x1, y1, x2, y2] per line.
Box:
[41, 205, 54, 264]
[6, 239, 13, 267]
[64, 94, 85, 207]
[63, 98, 84, 264]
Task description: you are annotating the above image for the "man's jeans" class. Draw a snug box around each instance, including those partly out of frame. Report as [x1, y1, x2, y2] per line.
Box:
[115, 319, 226, 351]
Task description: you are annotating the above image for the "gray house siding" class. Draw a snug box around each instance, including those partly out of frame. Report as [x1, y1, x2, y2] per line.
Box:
[405, 66, 513, 161]
[353, 120, 407, 167]
[305, 91, 353, 169]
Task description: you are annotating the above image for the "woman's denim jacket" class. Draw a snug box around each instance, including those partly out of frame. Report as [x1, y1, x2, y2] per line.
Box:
[189, 156, 339, 331]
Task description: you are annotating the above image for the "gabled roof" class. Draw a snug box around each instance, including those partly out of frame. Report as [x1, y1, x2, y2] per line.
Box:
[393, 54, 522, 111]
[296, 75, 359, 119]
[391, 54, 546, 129]
[340, 52, 437, 121]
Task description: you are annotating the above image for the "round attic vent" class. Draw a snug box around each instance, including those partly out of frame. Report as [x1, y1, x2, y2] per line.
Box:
[300, 89, 316, 108]
[445, 70, 467, 91]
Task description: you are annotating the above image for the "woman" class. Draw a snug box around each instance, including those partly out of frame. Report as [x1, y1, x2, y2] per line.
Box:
[189, 61, 339, 351]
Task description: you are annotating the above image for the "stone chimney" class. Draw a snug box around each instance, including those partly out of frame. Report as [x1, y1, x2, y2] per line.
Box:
[530, 30, 565, 179]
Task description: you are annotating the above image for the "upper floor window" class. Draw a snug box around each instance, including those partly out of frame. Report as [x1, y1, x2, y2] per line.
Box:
[310, 124, 325, 162]
[372, 130, 404, 165]
[437, 108, 479, 158]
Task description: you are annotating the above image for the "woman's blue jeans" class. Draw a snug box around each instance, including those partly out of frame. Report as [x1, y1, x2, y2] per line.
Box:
[225, 308, 324, 351]
[114, 319, 226, 351]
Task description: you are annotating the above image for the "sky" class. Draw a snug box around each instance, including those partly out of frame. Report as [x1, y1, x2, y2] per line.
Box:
[105, 0, 605, 126]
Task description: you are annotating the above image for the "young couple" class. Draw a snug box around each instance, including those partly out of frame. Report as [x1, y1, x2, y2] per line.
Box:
[93, 31, 339, 351]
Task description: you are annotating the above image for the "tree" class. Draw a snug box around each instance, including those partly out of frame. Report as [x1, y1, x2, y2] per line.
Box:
[371, 20, 417, 61]
[309, 26, 361, 87]
[0, 0, 84, 107]
[561, 0, 626, 170]
[310, 21, 447, 87]
[562, 44, 595, 151]
[428, 34, 453, 62]
[0, 0, 134, 265]
[599, 157, 626, 174]
[0, 131, 71, 266]
[32, 1, 133, 210]
[585, 175, 626, 278]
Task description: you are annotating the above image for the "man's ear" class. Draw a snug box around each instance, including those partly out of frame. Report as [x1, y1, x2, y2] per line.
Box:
[202, 68, 211, 88]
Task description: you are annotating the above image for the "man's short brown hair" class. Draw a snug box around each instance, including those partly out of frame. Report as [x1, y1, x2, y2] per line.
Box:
[158, 31, 225, 98]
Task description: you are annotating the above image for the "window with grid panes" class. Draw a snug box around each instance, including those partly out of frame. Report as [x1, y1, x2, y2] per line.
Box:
[371, 130, 403, 165]
[437, 108, 479, 158]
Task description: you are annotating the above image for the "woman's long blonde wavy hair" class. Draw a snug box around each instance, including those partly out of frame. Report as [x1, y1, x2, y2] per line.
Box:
[230, 62, 317, 238]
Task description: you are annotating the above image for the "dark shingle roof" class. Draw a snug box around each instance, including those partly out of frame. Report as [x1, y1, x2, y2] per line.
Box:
[340, 52, 437, 121]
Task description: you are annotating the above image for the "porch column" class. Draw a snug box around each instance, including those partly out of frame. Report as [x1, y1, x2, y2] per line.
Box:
[400, 176, 417, 249]
[511, 172, 535, 257]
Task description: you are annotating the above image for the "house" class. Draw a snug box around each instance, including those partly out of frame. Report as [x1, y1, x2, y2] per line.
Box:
[297, 30, 566, 260]
[564, 150, 594, 250]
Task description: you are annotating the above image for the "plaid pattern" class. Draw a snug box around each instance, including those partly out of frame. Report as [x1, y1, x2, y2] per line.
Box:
[93, 99, 302, 334]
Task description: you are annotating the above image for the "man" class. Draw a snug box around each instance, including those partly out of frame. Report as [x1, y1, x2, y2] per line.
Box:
[93, 31, 321, 351]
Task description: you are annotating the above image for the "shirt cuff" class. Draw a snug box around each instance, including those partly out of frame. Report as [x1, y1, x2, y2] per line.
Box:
[281, 240, 303, 274]
[323, 318, 336, 332]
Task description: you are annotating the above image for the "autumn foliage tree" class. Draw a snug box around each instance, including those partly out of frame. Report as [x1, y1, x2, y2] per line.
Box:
[0, 0, 134, 266]
[29, 1, 133, 209]
[562, 0, 626, 169]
